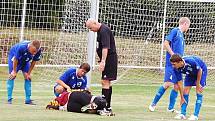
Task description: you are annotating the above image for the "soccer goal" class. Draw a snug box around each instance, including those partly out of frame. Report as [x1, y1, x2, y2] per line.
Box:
[0, 0, 215, 87]
[98, 0, 215, 86]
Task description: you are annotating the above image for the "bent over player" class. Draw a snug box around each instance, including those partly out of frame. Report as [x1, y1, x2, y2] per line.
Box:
[7, 40, 42, 104]
[170, 54, 207, 120]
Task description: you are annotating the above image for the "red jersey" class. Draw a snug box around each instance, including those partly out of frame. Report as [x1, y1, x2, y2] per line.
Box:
[55, 91, 70, 106]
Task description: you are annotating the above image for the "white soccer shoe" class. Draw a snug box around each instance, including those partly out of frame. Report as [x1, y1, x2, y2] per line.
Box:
[174, 114, 186, 120]
[167, 108, 181, 114]
[188, 115, 198, 120]
[97, 109, 115, 116]
[81, 102, 98, 112]
[148, 104, 156, 112]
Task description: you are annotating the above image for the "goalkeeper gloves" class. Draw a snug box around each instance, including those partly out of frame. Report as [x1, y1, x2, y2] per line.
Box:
[46, 100, 59, 110]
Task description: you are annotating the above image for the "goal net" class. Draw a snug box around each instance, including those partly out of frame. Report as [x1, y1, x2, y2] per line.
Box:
[0, 0, 91, 88]
[99, 0, 215, 87]
[0, 0, 215, 88]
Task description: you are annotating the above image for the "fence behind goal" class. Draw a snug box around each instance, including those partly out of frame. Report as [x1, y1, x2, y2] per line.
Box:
[0, 0, 215, 87]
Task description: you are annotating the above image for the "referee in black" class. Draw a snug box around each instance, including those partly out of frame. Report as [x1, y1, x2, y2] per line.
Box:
[86, 19, 118, 112]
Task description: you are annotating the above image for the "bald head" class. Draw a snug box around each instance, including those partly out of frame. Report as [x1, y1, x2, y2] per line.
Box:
[86, 19, 97, 26]
[85, 19, 101, 32]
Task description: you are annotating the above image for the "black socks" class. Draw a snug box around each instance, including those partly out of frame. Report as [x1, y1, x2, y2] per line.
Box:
[102, 86, 112, 108]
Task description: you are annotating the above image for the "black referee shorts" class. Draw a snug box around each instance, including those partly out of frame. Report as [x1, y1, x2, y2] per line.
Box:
[102, 53, 118, 81]
[67, 91, 91, 113]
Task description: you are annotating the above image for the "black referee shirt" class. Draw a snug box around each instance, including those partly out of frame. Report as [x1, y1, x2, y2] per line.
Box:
[96, 24, 116, 58]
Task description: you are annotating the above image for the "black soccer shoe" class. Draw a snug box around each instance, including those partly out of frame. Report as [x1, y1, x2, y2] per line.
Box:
[25, 100, 36, 105]
[7, 98, 13, 104]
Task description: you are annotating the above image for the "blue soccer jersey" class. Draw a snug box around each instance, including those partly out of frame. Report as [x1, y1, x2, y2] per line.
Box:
[165, 27, 185, 66]
[59, 68, 88, 89]
[164, 27, 184, 83]
[8, 40, 42, 73]
[174, 56, 207, 87]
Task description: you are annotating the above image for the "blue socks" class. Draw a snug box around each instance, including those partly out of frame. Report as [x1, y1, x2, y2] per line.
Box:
[180, 93, 203, 117]
[24, 79, 31, 101]
[181, 94, 189, 116]
[7, 79, 32, 102]
[7, 79, 14, 100]
[194, 93, 203, 117]
[152, 86, 166, 105]
[168, 89, 178, 110]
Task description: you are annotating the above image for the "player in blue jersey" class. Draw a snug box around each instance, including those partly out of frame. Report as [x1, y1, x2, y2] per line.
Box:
[7, 40, 42, 104]
[54, 63, 91, 97]
[149, 17, 191, 112]
[170, 54, 207, 120]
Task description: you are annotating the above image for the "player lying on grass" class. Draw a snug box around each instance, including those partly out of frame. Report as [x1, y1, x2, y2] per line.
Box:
[170, 54, 207, 120]
[46, 90, 114, 116]
[54, 63, 90, 97]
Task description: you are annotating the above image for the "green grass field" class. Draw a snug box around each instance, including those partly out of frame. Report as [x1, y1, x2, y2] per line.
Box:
[1, 67, 215, 121]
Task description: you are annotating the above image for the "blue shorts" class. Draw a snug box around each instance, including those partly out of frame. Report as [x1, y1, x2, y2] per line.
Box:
[164, 66, 179, 84]
[8, 56, 30, 73]
[184, 70, 207, 87]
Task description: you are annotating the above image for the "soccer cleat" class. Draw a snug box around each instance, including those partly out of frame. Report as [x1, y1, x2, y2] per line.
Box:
[149, 104, 156, 112]
[97, 109, 115, 116]
[174, 114, 186, 120]
[46, 104, 59, 110]
[106, 107, 112, 112]
[59, 106, 67, 111]
[81, 103, 98, 112]
[7, 98, 13, 104]
[188, 115, 198, 120]
[167, 108, 181, 114]
[25, 100, 36, 105]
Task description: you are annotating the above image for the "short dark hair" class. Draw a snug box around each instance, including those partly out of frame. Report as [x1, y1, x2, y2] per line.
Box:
[170, 54, 183, 63]
[79, 63, 90, 72]
[31, 40, 41, 49]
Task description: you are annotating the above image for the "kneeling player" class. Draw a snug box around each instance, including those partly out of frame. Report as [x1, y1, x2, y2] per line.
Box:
[46, 91, 114, 116]
[53, 63, 90, 97]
